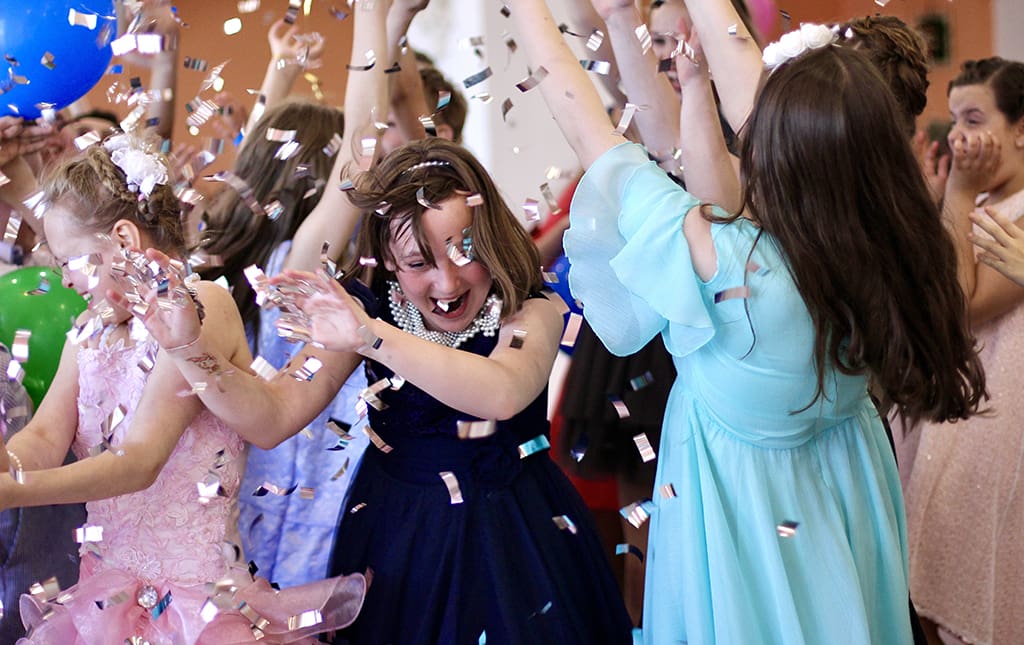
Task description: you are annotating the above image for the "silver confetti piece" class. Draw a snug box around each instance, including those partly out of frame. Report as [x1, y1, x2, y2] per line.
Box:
[632, 432, 656, 462]
[439, 471, 464, 504]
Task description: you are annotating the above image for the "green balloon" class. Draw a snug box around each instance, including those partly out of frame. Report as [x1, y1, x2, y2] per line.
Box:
[0, 267, 87, 409]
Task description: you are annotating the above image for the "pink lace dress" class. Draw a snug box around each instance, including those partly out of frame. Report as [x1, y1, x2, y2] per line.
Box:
[19, 334, 366, 645]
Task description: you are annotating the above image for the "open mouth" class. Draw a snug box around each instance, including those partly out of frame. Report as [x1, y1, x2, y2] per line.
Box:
[431, 293, 468, 319]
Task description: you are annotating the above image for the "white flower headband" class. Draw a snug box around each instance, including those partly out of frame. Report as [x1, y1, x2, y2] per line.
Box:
[762, 23, 839, 71]
[102, 133, 169, 198]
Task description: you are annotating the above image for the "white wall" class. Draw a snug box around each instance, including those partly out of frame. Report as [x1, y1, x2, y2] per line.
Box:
[993, 0, 1024, 62]
[408, 0, 588, 230]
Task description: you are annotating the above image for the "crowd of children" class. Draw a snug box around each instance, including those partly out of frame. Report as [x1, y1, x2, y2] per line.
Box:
[0, 1, 1021, 644]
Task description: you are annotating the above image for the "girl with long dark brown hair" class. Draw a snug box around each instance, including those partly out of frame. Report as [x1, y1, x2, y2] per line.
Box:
[511, 0, 986, 643]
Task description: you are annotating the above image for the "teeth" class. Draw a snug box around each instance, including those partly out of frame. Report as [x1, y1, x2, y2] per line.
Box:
[436, 297, 458, 312]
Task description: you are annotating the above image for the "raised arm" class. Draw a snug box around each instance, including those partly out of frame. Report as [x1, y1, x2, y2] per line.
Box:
[592, 0, 682, 170]
[509, 0, 625, 169]
[680, 0, 763, 132]
[385, 1, 431, 144]
[286, 0, 390, 272]
[675, 29, 741, 211]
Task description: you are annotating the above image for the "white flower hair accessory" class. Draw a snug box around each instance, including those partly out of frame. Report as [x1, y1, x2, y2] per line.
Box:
[762, 23, 839, 71]
[102, 133, 169, 198]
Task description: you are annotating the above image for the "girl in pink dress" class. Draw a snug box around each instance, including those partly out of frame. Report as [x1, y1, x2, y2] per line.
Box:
[0, 135, 365, 645]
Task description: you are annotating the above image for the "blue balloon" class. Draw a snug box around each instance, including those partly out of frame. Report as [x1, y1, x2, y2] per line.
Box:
[545, 254, 583, 316]
[0, 1, 116, 119]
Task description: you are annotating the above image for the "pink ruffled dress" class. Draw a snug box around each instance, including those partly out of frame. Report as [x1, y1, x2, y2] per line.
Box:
[19, 334, 366, 644]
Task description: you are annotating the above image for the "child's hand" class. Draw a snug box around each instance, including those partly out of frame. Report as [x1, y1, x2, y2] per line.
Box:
[108, 248, 204, 352]
[970, 207, 1024, 286]
[675, 26, 707, 85]
[0, 117, 56, 168]
[947, 130, 1001, 200]
[268, 19, 325, 70]
[912, 130, 950, 206]
[269, 270, 373, 353]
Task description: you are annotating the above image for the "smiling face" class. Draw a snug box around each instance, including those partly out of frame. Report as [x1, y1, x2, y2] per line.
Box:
[949, 83, 1024, 198]
[386, 196, 493, 333]
[42, 202, 132, 322]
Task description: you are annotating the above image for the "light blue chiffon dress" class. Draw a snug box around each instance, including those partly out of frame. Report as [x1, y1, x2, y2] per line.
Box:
[564, 143, 911, 645]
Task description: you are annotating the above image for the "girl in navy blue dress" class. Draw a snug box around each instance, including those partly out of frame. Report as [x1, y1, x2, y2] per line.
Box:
[133, 136, 632, 644]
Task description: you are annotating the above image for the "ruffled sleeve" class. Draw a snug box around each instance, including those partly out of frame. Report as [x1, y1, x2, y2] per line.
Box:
[564, 142, 714, 358]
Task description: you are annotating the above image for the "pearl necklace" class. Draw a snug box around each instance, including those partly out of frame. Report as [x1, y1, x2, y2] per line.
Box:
[387, 282, 501, 349]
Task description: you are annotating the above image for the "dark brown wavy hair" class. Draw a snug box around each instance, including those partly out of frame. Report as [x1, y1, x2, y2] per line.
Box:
[197, 100, 345, 334]
[731, 45, 986, 423]
[949, 57, 1024, 123]
[345, 138, 542, 318]
[839, 15, 930, 137]
[43, 143, 184, 254]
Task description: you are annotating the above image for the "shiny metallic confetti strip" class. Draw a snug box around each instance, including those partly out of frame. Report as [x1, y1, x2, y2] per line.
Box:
[522, 198, 540, 223]
[358, 256, 378, 268]
[635, 25, 653, 55]
[356, 324, 383, 350]
[659, 483, 677, 498]
[29, 577, 61, 604]
[346, 49, 376, 72]
[330, 457, 351, 480]
[629, 371, 654, 391]
[253, 481, 298, 497]
[517, 434, 550, 459]
[323, 132, 342, 157]
[714, 285, 751, 303]
[620, 499, 656, 528]
[446, 238, 471, 268]
[266, 127, 297, 142]
[11, 331, 30, 362]
[439, 471, 464, 504]
[612, 103, 642, 136]
[284, 0, 302, 24]
[608, 396, 630, 419]
[579, 59, 612, 75]
[197, 473, 226, 503]
[291, 356, 324, 381]
[463, 67, 493, 89]
[416, 186, 442, 210]
[363, 426, 393, 453]
[239, 601, 270, 634]
[350, 502, 367, 513]
[746, 260, 770, 276]
[360, 378, 391, 411]
[5, 359, 23, 384]
[780, 9, 792, 32]
[510, 329, 527, 349]
[183, 56, 208, 71]
[288, 609, 323, 630]
[540, 182, 562, 216]
[40, 52, 56, 70]
[776, 520, 798, 538]
[68, 8, 99, 29]
[500, 98, 513, 121]
[552, 515, 577, 534]
[632, 432, 656, 462]
[238, 0, 260, 12]
[207, 171, 266, 218]
[249, 356, 278, 381]
[457, 419, 497, 439]
[515, 66, 548, 92]
[561, 312, 583, 348]
[615, 543, 644, 562]
[299, 486, 315, 500]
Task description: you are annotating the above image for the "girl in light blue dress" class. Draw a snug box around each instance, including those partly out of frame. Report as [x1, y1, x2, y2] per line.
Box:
[511, 1, 987, 643]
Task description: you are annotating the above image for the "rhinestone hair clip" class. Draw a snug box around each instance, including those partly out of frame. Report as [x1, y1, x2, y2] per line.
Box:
[400, 159, 452, 175]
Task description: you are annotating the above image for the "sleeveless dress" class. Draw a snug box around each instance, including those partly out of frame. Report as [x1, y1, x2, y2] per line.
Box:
[904, 187, 1024, 645]
[564, 143, 911, 644]
[240, 241, 370, 588]
[327, 283, 633, 644]
[19, 332, 366, 644]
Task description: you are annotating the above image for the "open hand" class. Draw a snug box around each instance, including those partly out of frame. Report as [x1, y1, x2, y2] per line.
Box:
[268, 19, 325, 70]
[269, 270, 374, 353]
[107, 248, 203, 352]
[912, 130, 950, 205]
[971, 207, 1024, 286]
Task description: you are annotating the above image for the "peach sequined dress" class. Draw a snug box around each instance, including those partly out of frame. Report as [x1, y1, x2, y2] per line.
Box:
[906, 188, 1024, 645]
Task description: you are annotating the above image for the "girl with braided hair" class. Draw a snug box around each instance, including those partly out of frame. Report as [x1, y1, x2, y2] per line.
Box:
[0, 135, 366, 644]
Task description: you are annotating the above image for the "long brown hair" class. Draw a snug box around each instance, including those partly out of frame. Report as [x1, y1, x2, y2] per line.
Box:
[197, 100, 345, 334]
[43, 143, 184, 254]
[734, 45, 985, 423]
[345, 138, 542, 318]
